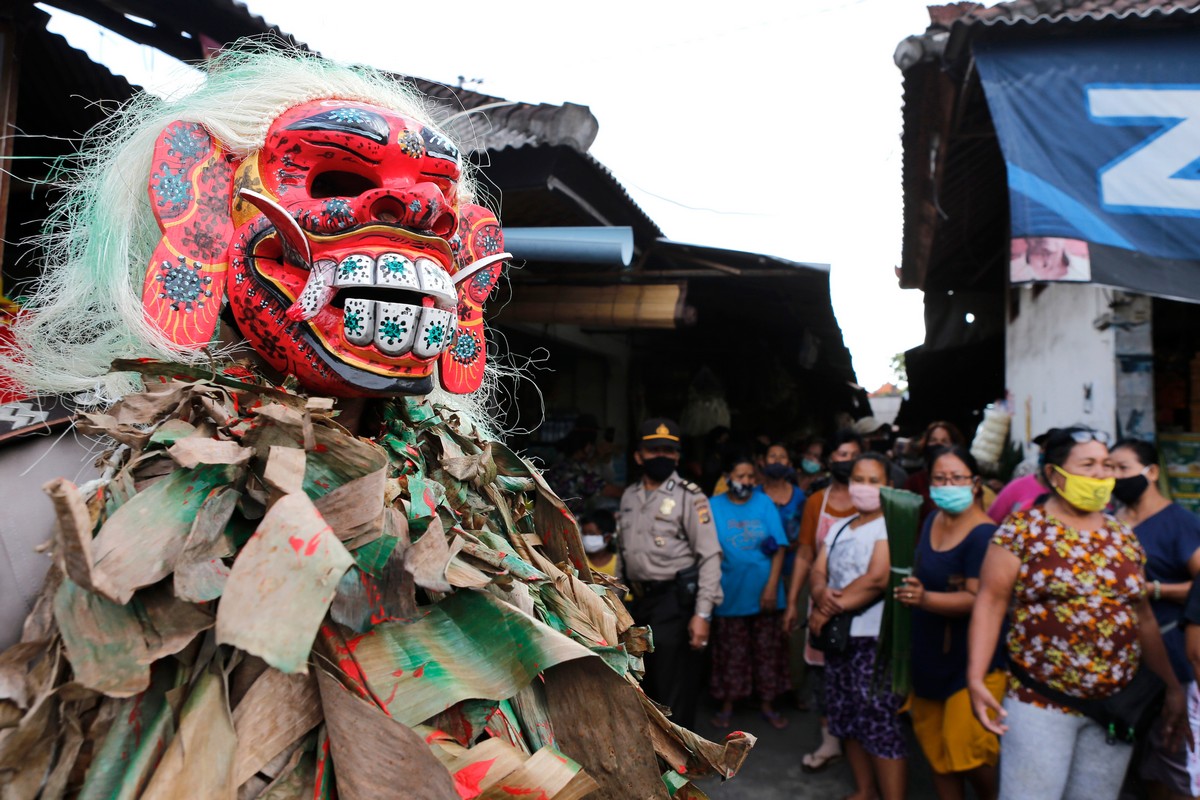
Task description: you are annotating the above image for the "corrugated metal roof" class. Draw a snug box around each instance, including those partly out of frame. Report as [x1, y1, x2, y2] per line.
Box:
[947, 0, 1200, 28]
[896, 0, 1200, 70]
[410, 79, 600, 154]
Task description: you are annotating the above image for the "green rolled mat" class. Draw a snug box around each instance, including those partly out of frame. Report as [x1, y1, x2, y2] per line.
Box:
[874, 487, 923, 697]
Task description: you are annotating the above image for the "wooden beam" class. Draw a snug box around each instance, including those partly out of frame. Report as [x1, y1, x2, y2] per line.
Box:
[494, 283, 691, 329]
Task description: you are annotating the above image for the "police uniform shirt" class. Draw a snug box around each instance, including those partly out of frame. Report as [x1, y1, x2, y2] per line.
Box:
[618, 471, 723, 617]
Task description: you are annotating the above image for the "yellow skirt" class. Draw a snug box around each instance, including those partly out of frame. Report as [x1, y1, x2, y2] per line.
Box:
[906, 671, 1006, 774]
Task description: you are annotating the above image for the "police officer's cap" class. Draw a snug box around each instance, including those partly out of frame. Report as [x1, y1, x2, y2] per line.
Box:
[638, 418, 682, 451]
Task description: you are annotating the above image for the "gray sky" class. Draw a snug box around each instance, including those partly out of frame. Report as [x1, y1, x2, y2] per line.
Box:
[44, 0, 974, 390]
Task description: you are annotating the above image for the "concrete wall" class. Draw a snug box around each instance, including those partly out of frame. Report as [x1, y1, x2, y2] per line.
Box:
[1006, 283, 1117, 451]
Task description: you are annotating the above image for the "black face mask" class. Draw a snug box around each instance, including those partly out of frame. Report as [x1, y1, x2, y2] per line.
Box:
[829, 460, 854, 484]
[762, 463, 795, 481]
[642, 456, 677, 482]
[1112, 474, 1150, 506]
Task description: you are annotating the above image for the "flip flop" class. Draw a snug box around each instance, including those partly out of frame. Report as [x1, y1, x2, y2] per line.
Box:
[710, 709, 733, 728]
[760, 709, 789, 730]
[801, 749, 843, 773]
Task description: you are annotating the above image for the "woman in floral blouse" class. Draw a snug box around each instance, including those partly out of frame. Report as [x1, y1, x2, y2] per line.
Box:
[966, 426, 1189, 800]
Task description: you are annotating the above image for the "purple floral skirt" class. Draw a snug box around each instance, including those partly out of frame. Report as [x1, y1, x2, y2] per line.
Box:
[825, 636, 906, 759]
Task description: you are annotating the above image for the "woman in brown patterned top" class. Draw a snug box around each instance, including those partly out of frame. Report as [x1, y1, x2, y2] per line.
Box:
[966, 426, 1189, 800]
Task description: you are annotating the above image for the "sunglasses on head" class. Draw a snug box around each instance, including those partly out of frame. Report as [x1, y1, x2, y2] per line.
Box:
[1066, 429, 1110, 446]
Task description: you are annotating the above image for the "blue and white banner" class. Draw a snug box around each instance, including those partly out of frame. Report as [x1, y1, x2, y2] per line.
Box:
[976, 32, 1200, 298]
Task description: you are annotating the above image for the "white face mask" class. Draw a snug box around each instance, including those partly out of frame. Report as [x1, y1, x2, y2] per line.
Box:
[582, 534, 608, 554]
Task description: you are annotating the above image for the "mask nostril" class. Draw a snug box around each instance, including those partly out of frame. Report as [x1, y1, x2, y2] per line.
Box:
[430, 211, 457, 238]
[370, 196, 406, 224]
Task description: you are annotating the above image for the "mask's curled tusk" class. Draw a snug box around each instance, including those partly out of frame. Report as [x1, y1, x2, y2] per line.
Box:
[453, 252, 511, 286]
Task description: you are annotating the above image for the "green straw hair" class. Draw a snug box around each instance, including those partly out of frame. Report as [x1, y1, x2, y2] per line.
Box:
[2, 41, 480, 401]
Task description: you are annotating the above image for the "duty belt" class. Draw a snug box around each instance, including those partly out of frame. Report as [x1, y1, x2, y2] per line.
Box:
[628, 579, 674, 600]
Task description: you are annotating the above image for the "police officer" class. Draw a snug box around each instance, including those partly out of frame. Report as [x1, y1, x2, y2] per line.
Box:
[619, 417, 721, 729]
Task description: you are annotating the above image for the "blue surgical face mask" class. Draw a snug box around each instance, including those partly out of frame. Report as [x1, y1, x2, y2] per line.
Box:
[930, 484, 975, 515]
[800, 458, 822, 475]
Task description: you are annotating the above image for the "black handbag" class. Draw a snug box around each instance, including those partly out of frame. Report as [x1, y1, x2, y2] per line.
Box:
[810, 610, 855, 654]
[1009, 660, 1165, 744]
[808, 520, 861, 655]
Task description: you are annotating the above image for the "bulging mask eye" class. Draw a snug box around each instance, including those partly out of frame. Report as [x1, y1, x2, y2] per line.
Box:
[311, 170, 380, 199]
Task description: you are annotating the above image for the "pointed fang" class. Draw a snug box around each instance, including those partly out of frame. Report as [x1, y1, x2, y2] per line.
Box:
[285, 259, 338, 321]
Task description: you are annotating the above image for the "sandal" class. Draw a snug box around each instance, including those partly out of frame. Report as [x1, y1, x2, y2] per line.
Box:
[710, 709, 733, 728]
[800, 748, 843, 773]
[760, 709, 789, 730]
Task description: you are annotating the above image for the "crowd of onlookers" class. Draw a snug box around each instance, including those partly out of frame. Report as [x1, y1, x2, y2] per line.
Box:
[542, 415, 1200, 800]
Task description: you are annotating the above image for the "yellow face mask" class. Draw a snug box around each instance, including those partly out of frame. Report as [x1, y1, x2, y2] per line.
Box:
[1052, 465, 1115, 512]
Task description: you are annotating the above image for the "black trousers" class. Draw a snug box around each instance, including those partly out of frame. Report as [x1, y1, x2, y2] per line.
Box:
[628, 585, 705, 730]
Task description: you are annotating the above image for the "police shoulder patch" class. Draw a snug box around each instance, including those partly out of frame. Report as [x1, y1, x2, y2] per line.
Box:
[681, 480, 703, 494]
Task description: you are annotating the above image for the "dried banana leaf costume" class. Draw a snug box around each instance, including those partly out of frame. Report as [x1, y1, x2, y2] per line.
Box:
[0, 48, 752, 799]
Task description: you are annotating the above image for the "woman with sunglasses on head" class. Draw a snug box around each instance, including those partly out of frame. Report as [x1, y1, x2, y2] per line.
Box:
[967, 427, 1190, 800]
[896, 446, 1005, 800]
[1112, 438, 1200, 800]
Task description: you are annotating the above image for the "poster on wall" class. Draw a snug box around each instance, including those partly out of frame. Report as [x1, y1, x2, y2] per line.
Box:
[1009, 238, 1091, 284]
[977, 32, 1200, 299]
[1157, 433, 1200, 516]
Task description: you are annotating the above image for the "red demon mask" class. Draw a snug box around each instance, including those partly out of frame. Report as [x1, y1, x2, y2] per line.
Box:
[141, 99, 508, 396]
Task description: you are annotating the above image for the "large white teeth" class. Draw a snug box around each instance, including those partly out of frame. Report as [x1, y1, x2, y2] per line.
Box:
[342, 298, 375, 347]
[373, 302, 419, 356]
[413, 308, 456, 359]
[334, 254, 374, 286]
[375, 253, 420, 291]
[416, 258, 456, 307]
[327, 253, 459, 357]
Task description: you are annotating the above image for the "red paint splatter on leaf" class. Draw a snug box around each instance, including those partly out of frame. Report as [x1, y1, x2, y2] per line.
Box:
[454, 759, 497, 798]
[497, 786, 549, 798]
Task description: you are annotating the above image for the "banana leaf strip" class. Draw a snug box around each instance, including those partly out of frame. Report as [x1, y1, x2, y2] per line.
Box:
[140, 668, 236, 800]
[315, 667, 459, 800]
[343, 590, 594, 726]
[216, 493, 353, 673]
[876, 487, 923, 697]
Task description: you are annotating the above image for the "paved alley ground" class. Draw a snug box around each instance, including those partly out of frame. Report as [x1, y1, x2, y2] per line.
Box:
[693, 699, 941, 799]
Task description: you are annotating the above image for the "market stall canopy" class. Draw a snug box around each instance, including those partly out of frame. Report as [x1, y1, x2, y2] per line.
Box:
[495, 238, 853, 381]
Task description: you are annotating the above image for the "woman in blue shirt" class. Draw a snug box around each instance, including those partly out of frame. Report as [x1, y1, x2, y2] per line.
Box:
[709, 456, 791, 730]
[1112, 438, 1200, 799]
[895, 446, 1004, 800]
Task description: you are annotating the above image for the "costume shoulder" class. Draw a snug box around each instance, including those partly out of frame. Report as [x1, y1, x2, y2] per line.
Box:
[0, 394, 75, 445]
